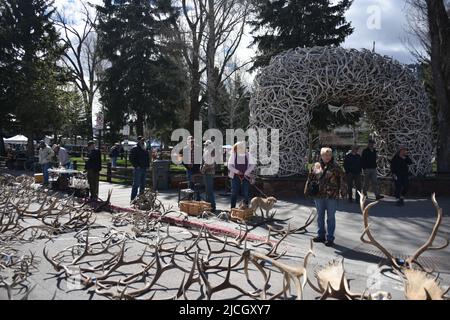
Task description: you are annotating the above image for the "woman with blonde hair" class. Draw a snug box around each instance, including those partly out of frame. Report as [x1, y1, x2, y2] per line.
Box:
[304, 147, 346, 247]
[227, 141, 255, 208]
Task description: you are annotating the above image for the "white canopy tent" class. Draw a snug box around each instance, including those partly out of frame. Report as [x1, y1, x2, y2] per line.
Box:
[121, 140, 137, 152]
[150, 141, 161, 147]
[3, 135, 28, 145]
[121, 140, 137, 146]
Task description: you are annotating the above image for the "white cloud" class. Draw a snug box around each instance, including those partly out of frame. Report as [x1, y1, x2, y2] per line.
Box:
[342, 0, 419, 64]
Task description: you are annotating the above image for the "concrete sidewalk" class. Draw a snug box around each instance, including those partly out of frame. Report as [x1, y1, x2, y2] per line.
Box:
[96, 182, 450, 298]
[1, 178, 449, 300]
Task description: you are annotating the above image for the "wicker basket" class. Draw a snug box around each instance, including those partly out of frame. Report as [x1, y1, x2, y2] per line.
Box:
[230, 208, 254, 222]
[34, 173, 44, 184]
[179, 200, 212, 216]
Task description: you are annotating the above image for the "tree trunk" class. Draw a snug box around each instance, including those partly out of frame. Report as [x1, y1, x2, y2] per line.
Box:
[0, 126, 6, 157]
[189, 70, 202, 133]
[87, 92, 94, 139]
[136, 111, 144, 137]
[426, 0, 450, 174]
[206, 0, 217, 129]
[26, 132, 35, 157]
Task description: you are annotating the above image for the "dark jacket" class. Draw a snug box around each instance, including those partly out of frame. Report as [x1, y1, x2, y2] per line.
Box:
[305, 159, 347, 199]
[344, 152, 362, 175]
[85, 149, 102, 172]
[390, 154, 413, 177]
[129, 145, 150, 169]
[362, 148, 377, 169]
[109, 146, 120, 158]
[180, 144, 200, 173]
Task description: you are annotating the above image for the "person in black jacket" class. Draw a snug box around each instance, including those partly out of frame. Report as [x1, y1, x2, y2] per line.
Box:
[344, 145, 362, 203]
[130, 136, 150, 201]
[361, 139, 383, 200]
[85, 141, 102, 201]
[390, 146, 413, 206]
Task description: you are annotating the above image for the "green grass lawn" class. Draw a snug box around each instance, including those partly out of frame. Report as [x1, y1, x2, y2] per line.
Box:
[70, 155, 187, 185]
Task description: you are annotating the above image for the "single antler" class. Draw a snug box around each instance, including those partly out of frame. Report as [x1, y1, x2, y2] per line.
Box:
[405, 193, 449, 268]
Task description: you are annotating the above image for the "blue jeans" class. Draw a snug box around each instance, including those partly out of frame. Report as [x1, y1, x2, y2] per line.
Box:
[204, 174, 216, 210]
[42, 163, 51, 184]
[111, 157, 117, 168]
[314, 198, 338, 241]
[62, 162, 72, 170]
[231, 176, 249, 208]
[186, 169, 194, 189]
[131, 168, 147, 201]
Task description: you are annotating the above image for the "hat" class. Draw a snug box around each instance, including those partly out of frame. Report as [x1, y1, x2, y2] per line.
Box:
[137, 136, 144, 141]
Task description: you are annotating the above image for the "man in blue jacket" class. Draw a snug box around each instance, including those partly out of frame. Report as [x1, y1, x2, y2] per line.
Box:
[130, 136, 150, 201]
[344, 145, 362, 203]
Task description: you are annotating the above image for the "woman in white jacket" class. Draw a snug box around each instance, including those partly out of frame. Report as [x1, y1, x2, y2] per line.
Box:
[38, 141, 54, 185]
[227, 142, 256, 208]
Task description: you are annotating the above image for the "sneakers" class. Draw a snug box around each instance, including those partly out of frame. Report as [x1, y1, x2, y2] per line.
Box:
[312, 236, 326, 243]
[325, 240, 334, 247]
[313, 236, 335, 246]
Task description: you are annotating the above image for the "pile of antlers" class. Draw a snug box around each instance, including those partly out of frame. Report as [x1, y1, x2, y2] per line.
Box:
[130, 189, 164, 211]
[0, 174, 96, 242]
[42, 219, 311, 300]
[2, 173, 448, 300]
[0, 245, 39, 300]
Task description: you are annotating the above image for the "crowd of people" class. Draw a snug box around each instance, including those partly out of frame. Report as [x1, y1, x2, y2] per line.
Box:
[304, 140, 413, 247]
[30, 136, 415, 249]
[178, 137, 256, 213]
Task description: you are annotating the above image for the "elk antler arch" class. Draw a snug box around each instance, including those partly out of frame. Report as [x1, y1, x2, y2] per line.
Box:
[249, 46, 433, 177]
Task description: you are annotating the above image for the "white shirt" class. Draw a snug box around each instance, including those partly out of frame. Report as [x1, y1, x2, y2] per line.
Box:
[57, 147, 70, 166]
[39, 146, 54, 164]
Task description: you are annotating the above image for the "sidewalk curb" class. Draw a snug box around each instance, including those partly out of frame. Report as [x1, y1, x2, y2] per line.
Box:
[108, 204, 271, 243]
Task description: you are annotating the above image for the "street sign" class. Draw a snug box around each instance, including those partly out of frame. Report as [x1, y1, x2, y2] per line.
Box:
[94, 112, 104, 130]
[121, 125, 130, 136]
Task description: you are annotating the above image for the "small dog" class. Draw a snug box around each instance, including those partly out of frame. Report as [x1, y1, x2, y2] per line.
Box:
[250, 196, 277, 218]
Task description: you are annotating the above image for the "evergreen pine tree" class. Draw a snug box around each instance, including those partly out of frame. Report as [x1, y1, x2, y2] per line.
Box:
[250, 0, 354, 69]
[0, 0, 66, 155]
[96, 0, 186, 136]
